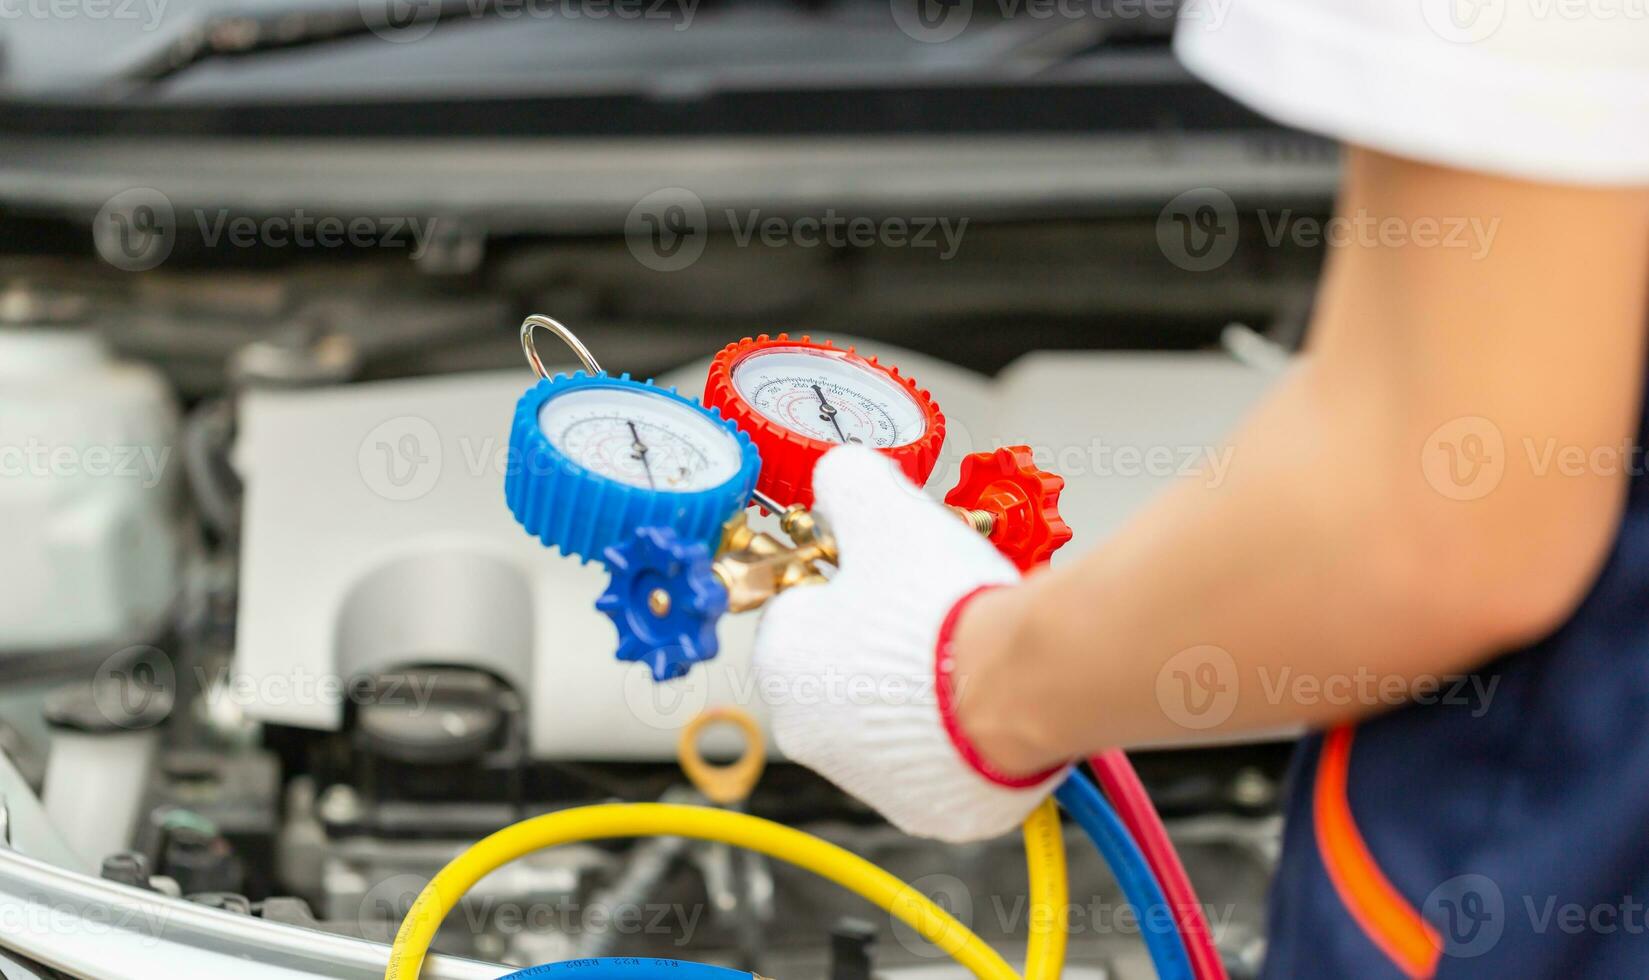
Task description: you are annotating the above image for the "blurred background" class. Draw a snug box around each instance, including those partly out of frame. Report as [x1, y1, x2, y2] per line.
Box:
[0, 3, 1336, 977]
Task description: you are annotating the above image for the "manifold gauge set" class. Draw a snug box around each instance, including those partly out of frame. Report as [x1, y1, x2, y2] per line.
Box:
[504, 315, 1073, 682]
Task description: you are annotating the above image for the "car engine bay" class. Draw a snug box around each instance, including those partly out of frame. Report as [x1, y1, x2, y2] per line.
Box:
[0, 21, 1335, 974]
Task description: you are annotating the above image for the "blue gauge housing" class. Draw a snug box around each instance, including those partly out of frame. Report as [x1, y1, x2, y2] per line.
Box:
[506, 372, 761, 565]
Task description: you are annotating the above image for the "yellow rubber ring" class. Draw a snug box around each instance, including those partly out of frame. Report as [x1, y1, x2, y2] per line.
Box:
[677, 706, 767, 805]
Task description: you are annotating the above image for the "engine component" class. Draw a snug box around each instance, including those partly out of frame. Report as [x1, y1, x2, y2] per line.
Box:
[829, 918, 878, 980]
[0, 325, 180, 650]
[354, 669, 509, 764]
[0, 832, 504, 979]
[158, 821, 244, 897]
[40, 670, 173, 867]
[676, 707, 773, 969]
[0, 738, 86, 872]
[99, 851, 154, 890]
[254, 896, 321, 927]
[187, 891, 253, 915]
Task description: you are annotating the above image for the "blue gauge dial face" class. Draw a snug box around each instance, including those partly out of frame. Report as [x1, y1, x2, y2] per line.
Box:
[537, 387, 744, 493]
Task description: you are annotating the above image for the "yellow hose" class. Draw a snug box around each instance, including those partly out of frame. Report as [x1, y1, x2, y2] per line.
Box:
[1022, 798, 1068, 980]
[385, 802, 1067, 980]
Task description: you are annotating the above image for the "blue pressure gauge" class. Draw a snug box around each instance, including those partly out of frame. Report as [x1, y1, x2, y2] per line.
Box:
[505, 372, 760, 565]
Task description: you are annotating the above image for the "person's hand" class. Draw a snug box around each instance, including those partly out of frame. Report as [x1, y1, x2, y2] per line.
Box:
[752, 445, 1069, 843]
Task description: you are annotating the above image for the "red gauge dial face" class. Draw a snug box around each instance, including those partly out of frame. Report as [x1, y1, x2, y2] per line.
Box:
[703, 335, 945, 508]
[730, 346, 928, 449]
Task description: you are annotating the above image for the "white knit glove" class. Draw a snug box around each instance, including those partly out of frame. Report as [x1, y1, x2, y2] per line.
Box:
[752, 445, 1069, 843]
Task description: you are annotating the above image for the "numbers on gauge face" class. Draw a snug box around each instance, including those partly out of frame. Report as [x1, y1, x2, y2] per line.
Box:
[537, 387, 743, 492]
[731, 347, 926, 448]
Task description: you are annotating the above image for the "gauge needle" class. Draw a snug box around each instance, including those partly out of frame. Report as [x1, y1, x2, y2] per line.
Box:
[627, 421, 656, 488]
[812, 384, 851, 443]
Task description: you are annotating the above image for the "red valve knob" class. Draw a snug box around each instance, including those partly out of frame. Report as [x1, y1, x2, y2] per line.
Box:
[944, 446, 1073, 571]
[703, 335, 945, 508]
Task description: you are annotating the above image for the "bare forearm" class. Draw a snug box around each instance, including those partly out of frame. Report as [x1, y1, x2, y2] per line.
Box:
[961, 363, 1487, 761]
[958, 364, 1475, 761]
[956, 150, 1649, 772]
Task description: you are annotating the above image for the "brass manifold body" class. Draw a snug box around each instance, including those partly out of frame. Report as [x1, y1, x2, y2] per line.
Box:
[710, 503, 998, 613]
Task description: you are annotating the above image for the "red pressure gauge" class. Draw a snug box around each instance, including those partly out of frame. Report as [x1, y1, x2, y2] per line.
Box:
[703, 335, 945, 507]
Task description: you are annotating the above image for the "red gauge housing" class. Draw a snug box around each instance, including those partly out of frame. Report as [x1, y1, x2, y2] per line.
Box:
[703, 334, 945, 508]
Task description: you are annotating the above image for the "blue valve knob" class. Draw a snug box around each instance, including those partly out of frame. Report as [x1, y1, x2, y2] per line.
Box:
[597, 526, 729, 681]
[505, 372, 760, 565]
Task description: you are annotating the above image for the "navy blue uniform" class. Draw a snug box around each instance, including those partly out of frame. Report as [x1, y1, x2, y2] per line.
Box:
[1263, 413, 1649, 977]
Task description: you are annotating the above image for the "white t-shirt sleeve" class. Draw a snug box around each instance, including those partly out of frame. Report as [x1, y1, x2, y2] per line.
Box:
[1173, 0, 1649, 186]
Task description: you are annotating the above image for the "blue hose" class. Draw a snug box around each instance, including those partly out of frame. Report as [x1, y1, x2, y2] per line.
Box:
[500, 959, 751, 980]
[1055, 770, 1195, 980]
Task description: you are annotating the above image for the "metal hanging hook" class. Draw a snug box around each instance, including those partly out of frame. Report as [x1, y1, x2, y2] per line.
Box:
[521, 314, 603, 378]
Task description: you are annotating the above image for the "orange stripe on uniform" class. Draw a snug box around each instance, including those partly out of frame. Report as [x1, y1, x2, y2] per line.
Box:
[1313, 725, 1442, 979]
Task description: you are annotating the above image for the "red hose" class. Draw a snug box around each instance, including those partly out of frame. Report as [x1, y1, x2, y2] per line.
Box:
[1089, 751, 1228, 980]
